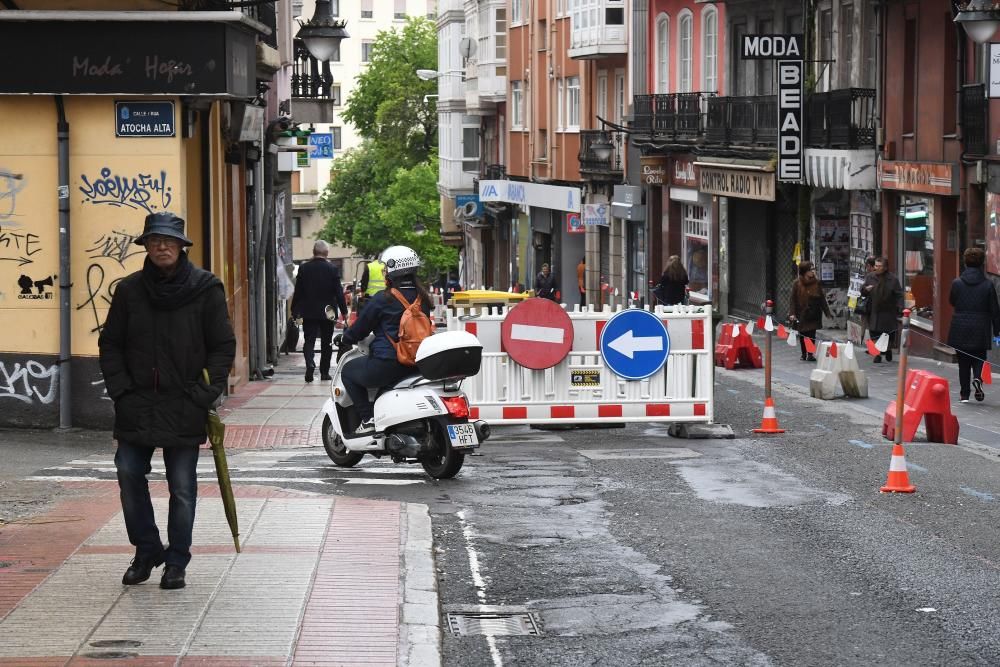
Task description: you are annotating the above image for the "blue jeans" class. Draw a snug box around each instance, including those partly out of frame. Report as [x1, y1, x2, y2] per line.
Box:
[115, 441, 200, 567]
[341, 355, 411, 421]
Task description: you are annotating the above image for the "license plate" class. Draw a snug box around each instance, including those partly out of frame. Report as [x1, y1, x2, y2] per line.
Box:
[447, 423, 479, 449]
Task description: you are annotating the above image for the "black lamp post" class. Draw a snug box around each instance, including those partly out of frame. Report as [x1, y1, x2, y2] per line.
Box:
[296, 0, 349, 61]
[954, 0, 1000, 44]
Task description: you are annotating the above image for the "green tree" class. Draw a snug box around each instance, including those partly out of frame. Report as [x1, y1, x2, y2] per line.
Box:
[341, 17, 438, 162]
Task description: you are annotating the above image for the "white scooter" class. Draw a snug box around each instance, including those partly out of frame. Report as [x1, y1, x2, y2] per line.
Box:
[320, 330, 490, 479]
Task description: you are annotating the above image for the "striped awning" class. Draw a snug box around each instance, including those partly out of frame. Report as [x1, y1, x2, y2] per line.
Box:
[803, 148, 877, 190]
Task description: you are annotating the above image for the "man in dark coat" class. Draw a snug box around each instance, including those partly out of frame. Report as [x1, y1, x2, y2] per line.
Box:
[862, 257, 903, 363]
[99, 212, 236, 590]
[947, 247, 1000, 402]
[535, 262, 558, 301]
[291, 240, 348, 382]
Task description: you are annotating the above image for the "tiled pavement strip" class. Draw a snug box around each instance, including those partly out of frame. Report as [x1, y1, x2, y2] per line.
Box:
[0, 356, 441, 667]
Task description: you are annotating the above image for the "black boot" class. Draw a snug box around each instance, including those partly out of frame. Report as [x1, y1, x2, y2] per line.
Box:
[122, 552, 165, 585]
[885, 349, 893, 362]
[160, 564, 186, 590]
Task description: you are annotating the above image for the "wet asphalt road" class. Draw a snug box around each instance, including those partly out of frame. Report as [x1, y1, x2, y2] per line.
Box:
[9, 367, 1000, 666]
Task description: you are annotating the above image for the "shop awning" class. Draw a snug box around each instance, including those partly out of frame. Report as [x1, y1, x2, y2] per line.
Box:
[803, 148, 877, 190]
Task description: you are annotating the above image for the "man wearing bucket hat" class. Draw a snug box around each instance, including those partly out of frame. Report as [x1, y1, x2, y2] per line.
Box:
[99, 211, 236, 590]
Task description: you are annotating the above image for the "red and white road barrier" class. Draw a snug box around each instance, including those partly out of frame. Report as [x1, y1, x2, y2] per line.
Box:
[447, 302, 714, 426]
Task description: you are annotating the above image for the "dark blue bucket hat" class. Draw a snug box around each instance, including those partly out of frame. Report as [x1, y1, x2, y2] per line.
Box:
[134, 211, 193, 247]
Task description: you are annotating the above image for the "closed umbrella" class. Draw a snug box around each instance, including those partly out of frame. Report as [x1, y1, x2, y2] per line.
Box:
[203, 369, 241, 553]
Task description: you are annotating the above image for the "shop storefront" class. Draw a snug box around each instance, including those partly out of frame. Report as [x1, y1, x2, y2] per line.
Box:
[878, 159, 960, 351]
[697, 162, 783, 318]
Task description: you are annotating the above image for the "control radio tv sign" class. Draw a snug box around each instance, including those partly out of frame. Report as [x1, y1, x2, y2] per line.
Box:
[741, 34, 803, 183]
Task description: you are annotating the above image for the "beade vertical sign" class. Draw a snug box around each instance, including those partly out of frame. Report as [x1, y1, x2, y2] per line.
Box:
[741, 34, 803, 183]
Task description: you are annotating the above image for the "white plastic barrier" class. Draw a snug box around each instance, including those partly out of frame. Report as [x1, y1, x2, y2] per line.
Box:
[809, 340, 868, 399]
[447, 303, 714, 425]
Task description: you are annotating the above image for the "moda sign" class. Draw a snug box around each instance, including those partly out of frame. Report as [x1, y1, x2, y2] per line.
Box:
[741, 34, 803, 183]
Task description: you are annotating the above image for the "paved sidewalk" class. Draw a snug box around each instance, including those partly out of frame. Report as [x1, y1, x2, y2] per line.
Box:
[0, 353, 441, 667]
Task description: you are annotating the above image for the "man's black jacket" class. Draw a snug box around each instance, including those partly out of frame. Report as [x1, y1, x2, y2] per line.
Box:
[292, 257, 348, 320]
[98, 253, 236, 448]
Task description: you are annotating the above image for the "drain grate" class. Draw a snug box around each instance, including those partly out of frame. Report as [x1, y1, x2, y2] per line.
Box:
[446, 609, 542, 636]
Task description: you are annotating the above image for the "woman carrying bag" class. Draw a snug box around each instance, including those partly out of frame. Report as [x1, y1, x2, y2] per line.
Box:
[789, 261, 832, 361]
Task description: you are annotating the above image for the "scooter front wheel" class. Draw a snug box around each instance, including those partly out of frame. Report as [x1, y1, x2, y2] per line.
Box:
[322, 415, 365, 467]
[420, 421, 465, 479]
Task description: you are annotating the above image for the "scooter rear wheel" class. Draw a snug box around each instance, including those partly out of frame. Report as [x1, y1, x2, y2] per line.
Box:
[322, 415, 365, 467]
[420, 422, 465, 479]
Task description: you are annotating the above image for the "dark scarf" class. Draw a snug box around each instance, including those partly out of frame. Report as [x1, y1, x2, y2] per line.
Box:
[141, 251, 200, 310]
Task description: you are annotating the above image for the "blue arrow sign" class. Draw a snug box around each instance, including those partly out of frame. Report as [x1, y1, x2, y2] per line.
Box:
[599, 309, 671, 380]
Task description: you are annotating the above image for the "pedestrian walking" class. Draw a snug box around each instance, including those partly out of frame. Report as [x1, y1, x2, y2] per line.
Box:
[535, 262, 558, 301]
[655, 255, 689, 305]
[291, 240, 348, 383]
[577, 258, 586, 307]
[863, 257, 903, 363]
[789, 261, 832, 361]
[99, 212, 236, 590]
[947, 247, 1000, 402]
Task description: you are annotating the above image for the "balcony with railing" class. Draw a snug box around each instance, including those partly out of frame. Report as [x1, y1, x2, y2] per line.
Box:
[962, 84, 988, 157]
[578, 130, 625, 179]
[634, 89, 879, 152]
[568, 0, 628, 59]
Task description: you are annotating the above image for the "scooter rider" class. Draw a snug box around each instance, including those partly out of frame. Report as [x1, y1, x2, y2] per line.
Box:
[334, 245, 433, 435]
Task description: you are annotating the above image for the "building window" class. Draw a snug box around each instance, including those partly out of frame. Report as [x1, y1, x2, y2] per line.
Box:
[332, 84, 341, 107]
[463, 116, 480, 172]
[702, 7, 718, 93]
[678, 12, 693, 92]
[840, 2, 854, 86]
[862, 0, 877, 88]
[656, 14, 670, 93]
[732, 22, 750, 95]
[819, 9, 833, 92]
[511, 81, 524, 128]
[292, 0, 303, 20]
[512, 0, 522, 24]
[362, 40, 374, 62]
[615, 71, 625, 125]
[332, 126, 342, 150]
[361, 0, 373, 18]
[426, 0, 435, 19]
[495, 7, 506, 60]
[394, 0, 405, 20]
[897, 196, 934, 324]
[683, 204, 710, 299]
[627, 222, 647, 297]
[572, 0, 598, 30]
[292, 216, 302, 238]
[566, 76, 581, 129]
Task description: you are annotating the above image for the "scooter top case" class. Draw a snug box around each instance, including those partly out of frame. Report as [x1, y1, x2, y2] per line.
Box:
[414, 330, 483, 381]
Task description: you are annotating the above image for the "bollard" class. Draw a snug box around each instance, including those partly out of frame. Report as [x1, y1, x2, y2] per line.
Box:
[881, 308, 916, 493]
[753, 299, 784, 434]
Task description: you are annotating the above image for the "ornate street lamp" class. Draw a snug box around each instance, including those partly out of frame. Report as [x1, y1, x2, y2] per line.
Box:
[954, 0, 1000, 44]
[296, 0, 349, 61]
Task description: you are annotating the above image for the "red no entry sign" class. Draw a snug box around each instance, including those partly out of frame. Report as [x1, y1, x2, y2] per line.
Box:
[500, 297, 573, 370]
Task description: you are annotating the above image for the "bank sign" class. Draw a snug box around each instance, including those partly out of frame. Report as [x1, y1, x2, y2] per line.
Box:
[742, 34, 803, 183]
[478, 179, 582, 213]
[115, 101, 175, 138]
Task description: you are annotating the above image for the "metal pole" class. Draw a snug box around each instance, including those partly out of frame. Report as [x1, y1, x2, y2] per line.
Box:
[55, 96, 72, 429]
[764, 300, 773, 400]
[894, 309, 911, 447]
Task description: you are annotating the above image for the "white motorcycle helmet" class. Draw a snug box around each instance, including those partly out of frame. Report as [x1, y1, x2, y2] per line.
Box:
[380, 245, 421, 280]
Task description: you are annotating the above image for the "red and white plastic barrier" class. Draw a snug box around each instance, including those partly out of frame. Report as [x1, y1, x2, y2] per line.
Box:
[447, 303, 714, 426]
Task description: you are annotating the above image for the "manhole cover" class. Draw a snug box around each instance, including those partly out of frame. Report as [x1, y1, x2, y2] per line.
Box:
[90, 640, 143, 649]
[446, 608, 541, 636]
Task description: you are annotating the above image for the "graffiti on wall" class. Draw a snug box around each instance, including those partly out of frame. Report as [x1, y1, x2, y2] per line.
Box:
[76, 220, 153, 333]
[0, 169, 41, 269]
[0, 358, 58, 404]
[79, 167, 173, 214]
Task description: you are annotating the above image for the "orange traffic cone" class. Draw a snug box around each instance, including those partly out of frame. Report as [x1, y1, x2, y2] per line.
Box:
[753, 397, 785, 434]
[880, 443, 916, 493]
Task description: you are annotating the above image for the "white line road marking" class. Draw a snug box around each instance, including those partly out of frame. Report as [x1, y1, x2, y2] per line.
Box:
[457, 510, 503, 667]
[510, 323, 564, 344]
[608, 330, 664, 358]
[342, 478, 424, 485]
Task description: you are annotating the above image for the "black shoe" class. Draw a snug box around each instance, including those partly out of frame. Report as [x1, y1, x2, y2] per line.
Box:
[806, 353, 817, 362]
[800, 353, 807, 361]
[159, 564, 186, 590]
[305, 369, 314, 383]
[122, 552, 164, 585]
[351, 418, 376, 436]
[885, 350, 893, 362]
[873, 355, 882, 364]
[320, 374, 332, 381]
[973, 378, 985, 402]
